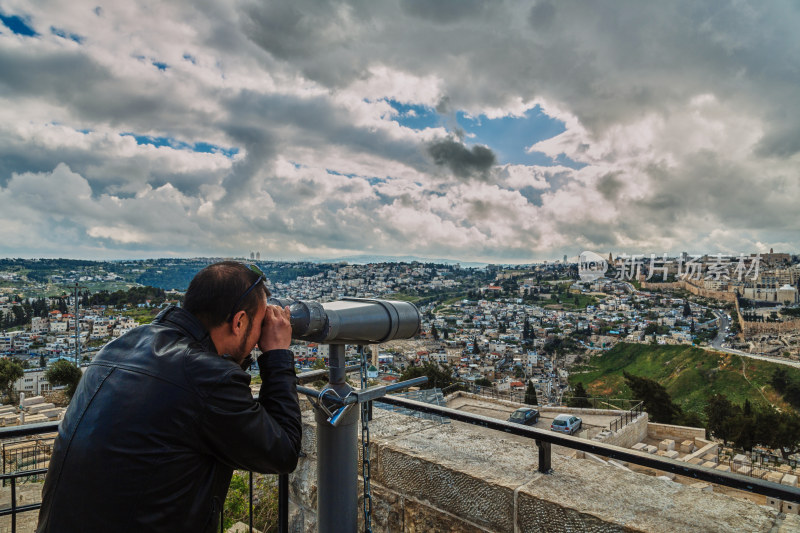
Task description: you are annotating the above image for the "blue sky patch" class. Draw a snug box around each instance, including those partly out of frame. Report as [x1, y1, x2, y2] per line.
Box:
[51, 26, 84, 43]
[327, 169, 388, 185]
[122, 133, 239, 158]
[183, 53, 197, 64]
[456, 106, 567, 166]
[0, 12, 38, 36]
[384, 100, 440, 131]
[152, 61, 169, 71]
[382, 100, 578, 167]
[554, 153, 587, 170]
[326, 169, 358, 179]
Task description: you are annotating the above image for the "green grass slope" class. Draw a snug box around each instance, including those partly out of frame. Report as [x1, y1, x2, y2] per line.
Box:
[569, 343, 800, 418]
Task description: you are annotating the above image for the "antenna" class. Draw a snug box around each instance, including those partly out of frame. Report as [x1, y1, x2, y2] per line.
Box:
[69, 283, 88, 367]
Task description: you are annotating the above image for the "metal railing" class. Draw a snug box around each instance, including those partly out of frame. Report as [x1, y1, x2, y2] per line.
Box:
[4, 378, 800, 532]
[609, 402, 644, 433]
[468, 384, 525, 403]
[0, 367, 357, 533]
[716, 451, 800, 481]
[377, 395, 800, 504]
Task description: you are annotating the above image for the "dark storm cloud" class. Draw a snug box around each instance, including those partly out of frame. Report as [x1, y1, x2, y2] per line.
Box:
[427, 139, 496, 180]
[400, 0, 491, 24]
[527, 1, 556, 30]
[596, 172, 624, 201]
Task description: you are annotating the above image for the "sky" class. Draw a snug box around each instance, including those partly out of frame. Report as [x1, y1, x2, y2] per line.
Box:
[1, 1, 799, 263]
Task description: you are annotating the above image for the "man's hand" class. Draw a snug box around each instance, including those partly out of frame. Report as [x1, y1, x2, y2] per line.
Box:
[259, 305, 292, 353]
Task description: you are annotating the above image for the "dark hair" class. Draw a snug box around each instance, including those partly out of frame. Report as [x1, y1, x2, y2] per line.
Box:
[184, 261, 270, 330]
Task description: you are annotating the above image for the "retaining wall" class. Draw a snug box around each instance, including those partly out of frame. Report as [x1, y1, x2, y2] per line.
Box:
[648, 422, 706, 441]
[288, 408, 796, 532]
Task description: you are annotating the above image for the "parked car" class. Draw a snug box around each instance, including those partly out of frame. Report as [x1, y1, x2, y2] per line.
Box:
[507, 407, 539, 426]
[550, 414, 582, 435]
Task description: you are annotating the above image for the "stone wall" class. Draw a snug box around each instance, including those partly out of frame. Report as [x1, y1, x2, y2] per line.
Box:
[647, 422, 706, 441]
[288, 409, 798, 532]
[598, 412, 649, 449]
[640, 279, 737, 303]
[446, 391, 633, 417]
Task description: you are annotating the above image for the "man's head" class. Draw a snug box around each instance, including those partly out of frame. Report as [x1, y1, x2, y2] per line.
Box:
[184, 261, 271, 362]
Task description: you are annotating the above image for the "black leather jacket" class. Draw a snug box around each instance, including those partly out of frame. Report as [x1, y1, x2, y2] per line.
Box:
[37, 306, 302, 533]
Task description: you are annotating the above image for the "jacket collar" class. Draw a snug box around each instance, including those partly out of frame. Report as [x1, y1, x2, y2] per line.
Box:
[153, 305, 217, 353]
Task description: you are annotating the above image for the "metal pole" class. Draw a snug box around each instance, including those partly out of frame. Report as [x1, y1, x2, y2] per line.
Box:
[278, 474, 289, 533]
[317, 344, 358, 533]
[11, 475, 16, 533]
[71, 284, 86, 366]
[249, 470, 253, 532]
[74, 284, 80, 367]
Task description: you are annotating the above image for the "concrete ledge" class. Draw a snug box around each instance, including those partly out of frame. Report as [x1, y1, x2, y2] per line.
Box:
[289, 410, 791, 532]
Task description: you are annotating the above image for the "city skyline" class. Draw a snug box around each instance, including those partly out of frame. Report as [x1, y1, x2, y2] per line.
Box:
[1, 1, 799, 262]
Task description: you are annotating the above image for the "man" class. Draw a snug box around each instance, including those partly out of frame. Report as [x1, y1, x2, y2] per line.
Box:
[37, 261, 302, 533]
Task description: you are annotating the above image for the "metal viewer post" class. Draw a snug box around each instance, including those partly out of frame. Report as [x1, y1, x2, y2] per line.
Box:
[273, 297, 423, 533]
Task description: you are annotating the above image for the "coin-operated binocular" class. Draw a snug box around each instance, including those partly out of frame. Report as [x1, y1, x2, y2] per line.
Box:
[267, 297, 420, 344]
[270, 297, 424, 533]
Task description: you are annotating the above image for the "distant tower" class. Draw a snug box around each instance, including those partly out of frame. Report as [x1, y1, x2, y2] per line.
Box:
[608, 252, 613, 263]
[250, 251, 255, 260]
[770, 247, 774, 254]
[563, 255, 568, 264]
[256, 252, 261, 261]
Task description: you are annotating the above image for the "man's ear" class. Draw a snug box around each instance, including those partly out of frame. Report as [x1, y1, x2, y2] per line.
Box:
[231, 310, 248, 335]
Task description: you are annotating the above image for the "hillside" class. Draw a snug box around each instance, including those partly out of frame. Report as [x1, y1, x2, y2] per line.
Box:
[569, 343, 800, 418]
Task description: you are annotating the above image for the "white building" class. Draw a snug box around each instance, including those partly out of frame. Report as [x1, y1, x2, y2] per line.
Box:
[13, 368, 53, 397]
[31, 317, 49, 334]
[50, 321, 68, 333]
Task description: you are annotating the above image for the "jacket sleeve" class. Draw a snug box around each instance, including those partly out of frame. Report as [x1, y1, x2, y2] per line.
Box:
[199, 349, 301, 474]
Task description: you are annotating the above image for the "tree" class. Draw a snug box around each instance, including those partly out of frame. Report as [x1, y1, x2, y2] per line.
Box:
[568, 382, 591, 408]
[0, 358, 24, 403]
[46, 360, 84, 400]
[525, 381, 538, 406]
[399, 362, 455, 389]
[430, 323, 439, 340]
[734, 410, 757, 452]
[770, 368, 790, 392]
[743, 399, 752, 416]
[623, 371, 682, 424]
[475, 377, 492, 387]
[683, 301, 692, 317]
[755, 407, 800, 460]
[704, 394, 740, 445]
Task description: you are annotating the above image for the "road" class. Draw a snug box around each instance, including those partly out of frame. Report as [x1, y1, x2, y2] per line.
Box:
[594, 279, 800, 369]
[706, 309, 800, 369]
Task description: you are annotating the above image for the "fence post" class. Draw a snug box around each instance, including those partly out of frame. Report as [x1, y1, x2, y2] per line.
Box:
[536, 440, 552, 473]
[249, 471, 254, 533]
[278, 473, 288, 533]
[12, 475, 17, 533]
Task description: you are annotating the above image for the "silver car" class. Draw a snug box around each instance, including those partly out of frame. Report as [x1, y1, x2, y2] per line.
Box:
[550, 414, 582, 435]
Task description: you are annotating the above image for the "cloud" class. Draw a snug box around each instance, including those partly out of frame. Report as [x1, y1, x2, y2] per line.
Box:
[400, 0, 491, 24]
[0, 0, 799, 261]
[427, 139, 496, 180]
